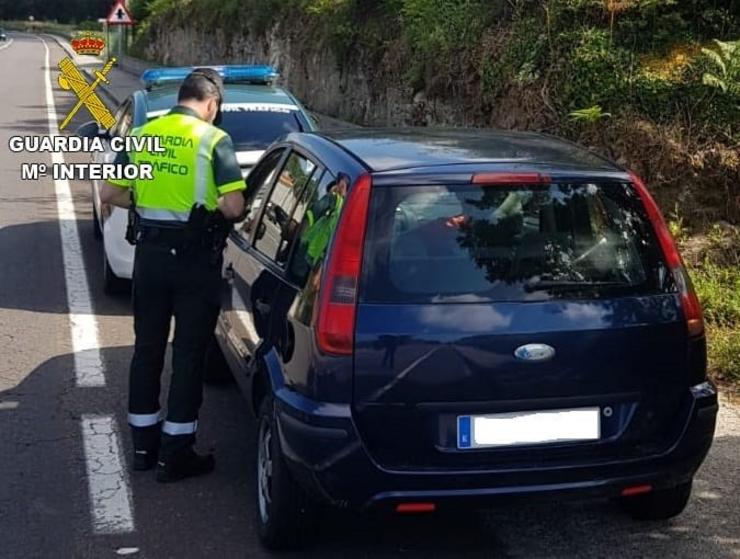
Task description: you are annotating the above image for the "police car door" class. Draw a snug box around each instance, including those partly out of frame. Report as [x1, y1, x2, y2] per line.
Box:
[92, 98, 133, 227]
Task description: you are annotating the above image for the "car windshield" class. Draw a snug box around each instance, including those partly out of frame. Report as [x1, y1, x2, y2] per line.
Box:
[219, 105, 307, 150]
[360, 182, 672, 303]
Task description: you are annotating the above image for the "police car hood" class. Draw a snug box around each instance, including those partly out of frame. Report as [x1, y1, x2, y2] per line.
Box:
[234, 150, 263, 177]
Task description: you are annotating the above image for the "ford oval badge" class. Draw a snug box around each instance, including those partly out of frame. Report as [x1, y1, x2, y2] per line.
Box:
[514, 344, 556, 362]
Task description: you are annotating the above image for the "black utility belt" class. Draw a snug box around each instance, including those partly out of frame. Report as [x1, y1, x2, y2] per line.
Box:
[137, 225, 213, 245]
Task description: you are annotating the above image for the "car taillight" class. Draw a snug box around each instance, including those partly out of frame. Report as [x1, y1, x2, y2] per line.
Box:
[396, 502, 437, 513]
[315, 173, 373, 355]
[630, 172, 704, 337]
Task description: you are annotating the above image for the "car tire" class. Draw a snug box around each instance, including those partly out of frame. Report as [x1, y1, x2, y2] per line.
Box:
[256, 396, 317, 550]
[620, 480, 693, 521]
[202, 334, 233, 384]
[103, 251, 129, 295]
[92, 199, 102, 240]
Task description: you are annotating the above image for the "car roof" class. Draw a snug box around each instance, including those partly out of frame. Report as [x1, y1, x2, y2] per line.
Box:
[143, 83, 301, 113]
[308, 127, 622, 175]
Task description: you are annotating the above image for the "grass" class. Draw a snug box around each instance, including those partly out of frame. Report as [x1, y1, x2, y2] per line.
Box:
[679, 223, 740, 391]
[690, 261, 740, 390]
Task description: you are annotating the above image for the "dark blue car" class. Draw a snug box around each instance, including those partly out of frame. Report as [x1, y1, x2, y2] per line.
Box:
[211, 128, 718, 549]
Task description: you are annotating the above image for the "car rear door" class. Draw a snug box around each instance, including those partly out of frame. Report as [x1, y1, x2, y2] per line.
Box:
[352, 178, 695, 470]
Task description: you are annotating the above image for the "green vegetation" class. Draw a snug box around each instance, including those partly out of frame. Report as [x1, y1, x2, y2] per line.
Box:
[0, 0, 107, 24]
[0, 20, 78, 38]
[691, 261, 740, 388]
[702, 39, 740, 95]
[672, 221, 740, 389]
[9, 0, 737, 389]
[126, 0, 739, 388]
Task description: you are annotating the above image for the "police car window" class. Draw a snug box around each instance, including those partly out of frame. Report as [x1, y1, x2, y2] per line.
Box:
[254, 152, 316, 263]
[220, 106, 307, 150]
[239, 148, 285, 241]
[111, 100, 133, 136]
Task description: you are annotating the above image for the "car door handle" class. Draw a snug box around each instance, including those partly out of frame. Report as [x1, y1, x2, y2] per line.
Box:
[255, 298, 271, 315]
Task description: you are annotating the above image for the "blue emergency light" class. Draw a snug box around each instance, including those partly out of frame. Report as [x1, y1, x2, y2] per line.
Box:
[141, 65, 280, 89]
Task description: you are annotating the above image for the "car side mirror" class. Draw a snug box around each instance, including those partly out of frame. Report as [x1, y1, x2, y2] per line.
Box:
[256, 221, 266, 241]
[75, 120, 109, 139]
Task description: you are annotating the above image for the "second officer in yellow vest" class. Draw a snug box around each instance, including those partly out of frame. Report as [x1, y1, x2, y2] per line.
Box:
[101, 68, 245, 482]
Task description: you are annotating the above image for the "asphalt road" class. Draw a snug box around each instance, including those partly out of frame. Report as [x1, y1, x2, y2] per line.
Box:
[0, 32, 738, 559]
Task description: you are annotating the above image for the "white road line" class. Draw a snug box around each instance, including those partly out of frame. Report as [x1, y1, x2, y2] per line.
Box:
[39, 37, 105, 387]
[0, 38, 14, 51]
[81, 415, 136, 534]
[39, 37, 135, 535]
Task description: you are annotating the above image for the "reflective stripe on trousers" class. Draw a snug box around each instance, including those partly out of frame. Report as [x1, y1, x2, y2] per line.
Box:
[128, 411, 161, 427]
[162, 420, 198, 436]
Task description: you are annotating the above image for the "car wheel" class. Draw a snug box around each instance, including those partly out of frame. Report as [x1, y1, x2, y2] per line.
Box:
[202, 334, 233, 384]
[620, 480, 693, 521]
[92, 199, 102, 240]
[256, 396, 317, 550]
[103, 250, 129, 295]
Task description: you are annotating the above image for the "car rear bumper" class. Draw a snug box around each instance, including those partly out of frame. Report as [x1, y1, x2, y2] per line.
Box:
[274, 382, 718, 510]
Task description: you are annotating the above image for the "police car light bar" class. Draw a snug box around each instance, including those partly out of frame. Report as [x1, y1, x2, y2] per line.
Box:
[141, 65, 280, 89]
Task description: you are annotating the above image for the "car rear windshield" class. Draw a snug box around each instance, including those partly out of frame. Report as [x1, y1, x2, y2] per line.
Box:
[219, 107, 307, 150]
[360, 182, 672, 303]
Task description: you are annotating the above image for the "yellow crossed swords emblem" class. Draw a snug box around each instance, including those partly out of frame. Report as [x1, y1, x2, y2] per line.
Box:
[57, 56, 118, 131]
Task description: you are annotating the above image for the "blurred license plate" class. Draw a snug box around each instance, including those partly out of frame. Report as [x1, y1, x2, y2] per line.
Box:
[457, 407, 600, 449]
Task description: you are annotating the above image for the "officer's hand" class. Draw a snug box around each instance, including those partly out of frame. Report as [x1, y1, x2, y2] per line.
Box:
[219, 191, 246, 221]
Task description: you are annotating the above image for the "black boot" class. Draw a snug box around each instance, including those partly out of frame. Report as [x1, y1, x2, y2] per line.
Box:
[156, 447, 215, 483]
[131, 423, 161, 471]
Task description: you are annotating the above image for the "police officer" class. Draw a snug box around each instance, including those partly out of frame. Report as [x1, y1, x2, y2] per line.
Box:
[100, 68, 245, 482]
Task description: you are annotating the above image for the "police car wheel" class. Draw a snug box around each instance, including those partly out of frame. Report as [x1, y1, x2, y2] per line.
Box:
[203, 335, 232, 384]
[103, 252, 129, 295]
[256, 396, 316, 549]
[620, 480, 693, 521]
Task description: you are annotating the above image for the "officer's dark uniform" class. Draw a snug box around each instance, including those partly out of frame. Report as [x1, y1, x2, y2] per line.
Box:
[109, 86, 244, 481]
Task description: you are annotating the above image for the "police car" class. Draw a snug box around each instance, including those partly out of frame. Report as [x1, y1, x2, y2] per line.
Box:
[85, 65, 317, 294]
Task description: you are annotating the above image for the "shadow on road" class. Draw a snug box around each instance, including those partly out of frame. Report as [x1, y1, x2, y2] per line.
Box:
[0, 218, 132, 316]
[1, 346, 738, 557]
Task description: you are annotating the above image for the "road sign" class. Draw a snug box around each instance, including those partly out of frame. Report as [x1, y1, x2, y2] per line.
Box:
[106, 1, 134, 25]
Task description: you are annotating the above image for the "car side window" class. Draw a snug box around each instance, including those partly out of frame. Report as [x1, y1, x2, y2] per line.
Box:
[288, 171, 345, 308]
[238, 148, 286, 242]
[281, 168, 324, 263]
[254, 151, 317, 264]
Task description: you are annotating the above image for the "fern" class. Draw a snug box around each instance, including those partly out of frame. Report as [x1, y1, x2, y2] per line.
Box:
[569, 105, 612, 123]
[702, 39, 740, 96]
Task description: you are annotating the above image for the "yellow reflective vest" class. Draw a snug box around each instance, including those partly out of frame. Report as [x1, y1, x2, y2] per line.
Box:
[109, 107, 244, 223]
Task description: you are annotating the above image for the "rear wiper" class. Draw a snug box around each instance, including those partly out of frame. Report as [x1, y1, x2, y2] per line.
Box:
[523, 280, 635, 293]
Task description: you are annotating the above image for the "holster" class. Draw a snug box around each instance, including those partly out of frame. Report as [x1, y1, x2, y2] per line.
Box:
[185, 204, 233, 265]
[125, 194, 139, 246]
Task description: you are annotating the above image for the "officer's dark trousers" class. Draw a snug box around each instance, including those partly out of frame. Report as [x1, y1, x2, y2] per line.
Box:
[128, 234, 221, 458]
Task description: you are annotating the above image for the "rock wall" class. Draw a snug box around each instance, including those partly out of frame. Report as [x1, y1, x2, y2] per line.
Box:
[143, 18, 467, 128]
[140, 15, 739, 223]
